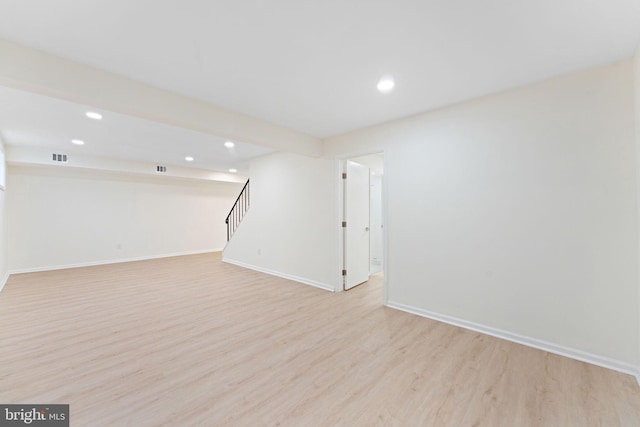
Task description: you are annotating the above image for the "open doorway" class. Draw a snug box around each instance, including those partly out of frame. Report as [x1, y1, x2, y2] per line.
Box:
[342, 152, 384, 291]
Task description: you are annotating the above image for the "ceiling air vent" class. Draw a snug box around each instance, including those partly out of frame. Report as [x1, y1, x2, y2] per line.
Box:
[52, 153, 68, 163]
[156, 165, 167, 173]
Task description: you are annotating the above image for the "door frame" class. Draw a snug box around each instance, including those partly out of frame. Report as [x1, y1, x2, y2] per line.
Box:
[334, 151, 388, 305]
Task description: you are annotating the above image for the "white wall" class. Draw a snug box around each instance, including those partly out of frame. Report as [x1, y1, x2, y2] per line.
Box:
[6, 146, 247, 185]
[0, 138, 8, 289]
[223, 152, 339, 291]
[635, 48, 640, 372]
[325, 60, 639, 368]
[8, 165, 243, 272]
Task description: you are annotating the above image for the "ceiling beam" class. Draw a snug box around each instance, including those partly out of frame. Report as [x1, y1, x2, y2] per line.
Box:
[0, 39, 322, 157]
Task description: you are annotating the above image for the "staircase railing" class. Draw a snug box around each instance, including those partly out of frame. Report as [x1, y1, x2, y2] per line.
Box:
[226, 179, 250, 241]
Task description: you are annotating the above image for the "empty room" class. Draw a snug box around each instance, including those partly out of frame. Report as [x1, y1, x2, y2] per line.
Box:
[2, 1, 640, 425]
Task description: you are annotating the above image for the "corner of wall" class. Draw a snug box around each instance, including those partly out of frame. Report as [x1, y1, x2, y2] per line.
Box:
[0, 272, 8, 293]
[634, 45, 640, 377]
[222, 152, 340, 291]
[0, 136, 7, 292]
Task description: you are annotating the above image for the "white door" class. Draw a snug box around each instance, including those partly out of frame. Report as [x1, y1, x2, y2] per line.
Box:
[344, 160, 370, 290]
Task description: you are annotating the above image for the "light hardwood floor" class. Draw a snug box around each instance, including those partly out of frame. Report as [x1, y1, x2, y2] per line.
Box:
[1, 252, 639, 426]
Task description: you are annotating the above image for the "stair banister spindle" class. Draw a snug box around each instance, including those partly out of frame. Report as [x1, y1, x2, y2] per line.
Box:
[225, 179, 250, 241]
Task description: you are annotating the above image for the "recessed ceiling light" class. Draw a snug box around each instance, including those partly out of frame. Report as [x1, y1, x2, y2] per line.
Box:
[224, 141, 235, 148]
[229, 168, 237, 173]
[185, 156, 194, 162]
[86, 112, 102, 120]
[377, 77, 395, 93]
[71, 139, 85, 145]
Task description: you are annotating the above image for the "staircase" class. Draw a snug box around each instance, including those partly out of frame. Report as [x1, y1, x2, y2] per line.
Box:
[226, 179, 250, 241]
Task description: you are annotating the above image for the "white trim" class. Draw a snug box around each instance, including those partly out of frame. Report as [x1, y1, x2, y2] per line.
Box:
[222, 257, 335, 292]
[0, 271, 9, 293]
[381, 152, 388, 306]
[9, 249, 223, 275]
[387, 300, 640, 381]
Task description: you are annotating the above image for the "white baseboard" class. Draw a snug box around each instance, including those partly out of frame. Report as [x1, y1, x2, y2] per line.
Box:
[9, 249, 223, 275]
[387, 300, 640, 384]
[222, 257, 335, 292]
[0, 271, 9, 293]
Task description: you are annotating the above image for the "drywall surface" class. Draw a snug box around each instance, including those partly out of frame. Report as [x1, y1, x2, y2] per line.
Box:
[635, 47, 640, 370]
[223, 152, 339, 290]
[0, 139, 7, 288]
[325, 60, 639, 365]
[8, 165, 243, 272]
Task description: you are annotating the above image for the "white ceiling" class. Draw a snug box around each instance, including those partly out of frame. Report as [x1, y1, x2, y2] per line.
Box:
[0, 0, 639, 164]
[0, 87, 273, 174]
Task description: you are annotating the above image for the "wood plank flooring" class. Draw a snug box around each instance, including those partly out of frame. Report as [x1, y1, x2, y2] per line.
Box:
[1, 252, 639, 426]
